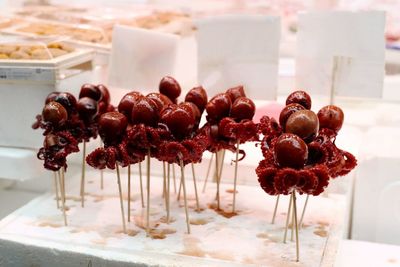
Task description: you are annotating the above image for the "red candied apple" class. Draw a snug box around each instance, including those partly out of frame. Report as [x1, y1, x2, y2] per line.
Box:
[42, 101, 68, 126]
[206, 93, 232, 122]
[160, 105, 195, 139]
[230, 97, 255, 121]
[146, 92, 172, 112]
[97, 84, 110, 104]
[285, 110, 319, 142]
[274, 133, 308, 169]
[54, 92, 77, 115]
[279, 103, 305, 130]
[45, 92, 60, 104]
[159, 76, 181, 102]
[185, 86, 208, 112]
[131, 97, 160, 127]
[118, 91, 143, 121]
[180, 102, 201, 123]
[79, 84, 102, 101]
[317, 105, 344, 132]
[286, 91, 312, 110]
[226, 85, 245, 103]
[98, 112, 128, 144]
[77, 97, 99, 122]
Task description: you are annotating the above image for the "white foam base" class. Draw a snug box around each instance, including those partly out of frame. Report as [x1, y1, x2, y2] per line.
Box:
[0, 169, 345, 266]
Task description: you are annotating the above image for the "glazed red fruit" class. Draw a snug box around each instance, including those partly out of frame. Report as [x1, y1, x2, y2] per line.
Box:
[98, 112, 128, 143]
[54, 92, 77, 115]
[159, 76, 181, 101]
[205, 93, 232, 122]
[230, 97, 255, 121]
[118, 92, 143, 121]
[180, 102, 201, 123]
[97, 84, 110, 104]
[146, 92, 172, 112]
[185, 86, 208, 112]
[42, 101, 68, 126]
[45, 92, 60, 104]
[79, 84, 102, 101]
[226, 85, 246, 103]
[285, 110, 319, 142]
[161, 106, 195, 139]
[279, 103, 305, 130]
[274, 133, 308, 169]
[317, 105, 344, 132]
[286, 91, 312, 110]
[77, 97, 99, 122]
[131, 97, 160, 127]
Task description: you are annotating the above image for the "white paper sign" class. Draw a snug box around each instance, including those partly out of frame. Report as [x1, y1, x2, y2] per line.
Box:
[196, 15, 280, 100]
[108, 25, 179, 90]
[296, 11, 386, 98]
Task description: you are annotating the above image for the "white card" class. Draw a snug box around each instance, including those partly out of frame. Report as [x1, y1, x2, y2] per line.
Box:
[296, 11, 386, 98]
[195, 15, 280, 100]
[108, 25, 179, 91]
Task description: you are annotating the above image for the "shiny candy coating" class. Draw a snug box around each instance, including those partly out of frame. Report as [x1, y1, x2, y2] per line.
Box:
[146, 92, 172, 112]
[79, 84, 102, 101]
[230, 97, 255, 121]
[279, 103, 305, 130]
[98, 112, 128, 144]
[45, 92, 60, 104]
[285, 110, 319, 142]
[274, 133, 308, 169]
[42, 101, 68, 126]
[206, 93, 232, 122]
[159, 76, 181, 101]
[118, 91, 143, 121]
[131, 97, 159, 127]
[226, 85, 246, 103]
[97, 84, 110, 104]
[318, 105, 344, 132]
[185, 86, 208, 112]
[286, 91, 312, 110]
[160, 105, 195, 140]
[77, 97, 99, 122]
[54, 92, 77, 115]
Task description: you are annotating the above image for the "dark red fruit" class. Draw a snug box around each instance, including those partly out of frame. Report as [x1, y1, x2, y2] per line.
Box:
[230, 97, 255, 121]
[146, 92, 172, 112]
[54, 92, 77, 115]
[185, 86, 208, 112]
[279, 103, 305, 130]
[205, 93, 232, 122]
[226, 85, 246, 103]
[285, 110, 319, 142]
[131, 97, 159, 127]
[45, 92, 60, 104]
[77, 97, 99, 122]
[274, 133, 308, 169]
[118, 91, 143, 121]
[160, 105, 195, 139]
[159, 76, 181, 101]
[97, 84, 110, 104]
[79, 84, 102, 101]
[286, 91, 312, 110]
[98, 112, 128, 144]
[42, 101, 68, 126]
[317, 105, 344, 132]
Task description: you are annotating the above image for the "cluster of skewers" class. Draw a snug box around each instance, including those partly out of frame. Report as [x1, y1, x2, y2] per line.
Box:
[33, 78, 356, 262]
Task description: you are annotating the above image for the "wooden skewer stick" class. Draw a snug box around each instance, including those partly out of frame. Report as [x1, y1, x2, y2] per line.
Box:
[127, 164, 131, 223]
[116, 165, 126, 234]
[232, 141, 240, 213]
[146, 150, 151, 237]
[138, 162, 144, 208]
[298, 195, 310, 229]
[80, 140, 86, 208]
[172, 164, 177, 193]
[283, 194, 293, 243]
[271, 195, 280, 224]
[291, 198, 295, 242]
[214, 149, 226, 201]
[167, 163, 171, 224]
[163, 162, 168, 210]
[100, 139, 104, 190]
[179, 159, 191, 234]
[191, 163, 200, 211]
[53, 171, 60, 209]
[292, 191, 300, 262]
[201, 153, 214, 193]
[177, 175, 182, 201]
[58, 168, 67, 226]
[215, 151, 220, 210]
